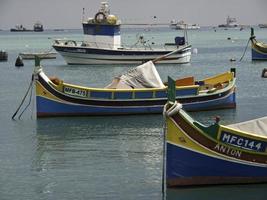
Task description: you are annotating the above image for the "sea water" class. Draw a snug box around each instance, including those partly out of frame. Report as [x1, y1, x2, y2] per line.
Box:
[0, 27, 267, 200]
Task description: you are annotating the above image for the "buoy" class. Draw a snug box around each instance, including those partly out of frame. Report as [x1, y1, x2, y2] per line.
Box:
[15, 56, 24, 67]
[261, 68, 267, 78]
[192, 48, 198, 54]
[227, 37, 231, 40]
[230, 58, 236, 62]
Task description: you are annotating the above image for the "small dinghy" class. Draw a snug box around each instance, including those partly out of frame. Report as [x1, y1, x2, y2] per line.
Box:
[19, 52, 57, 60]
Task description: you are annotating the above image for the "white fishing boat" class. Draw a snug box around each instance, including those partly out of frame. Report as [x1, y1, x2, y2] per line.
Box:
[175, 20, 200, 30]
[53, 2, 191, 65]
[169, 20, 177, 29]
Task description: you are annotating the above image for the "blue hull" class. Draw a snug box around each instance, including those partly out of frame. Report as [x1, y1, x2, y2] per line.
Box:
[36, 91, 235, 116]
[167, 143, 267, 185]
[252, 49, 267, 60]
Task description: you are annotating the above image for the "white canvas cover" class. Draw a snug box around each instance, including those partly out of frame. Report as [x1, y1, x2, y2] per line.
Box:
[105, 61, 165, 89]
[228, 116, 267, 137]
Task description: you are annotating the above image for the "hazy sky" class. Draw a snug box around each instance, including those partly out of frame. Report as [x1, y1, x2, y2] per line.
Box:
[1, 0, 267, 29]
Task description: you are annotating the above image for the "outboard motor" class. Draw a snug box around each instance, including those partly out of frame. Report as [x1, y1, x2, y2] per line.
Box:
[175, 36, 185, 46]
[15, 56, 24, 67]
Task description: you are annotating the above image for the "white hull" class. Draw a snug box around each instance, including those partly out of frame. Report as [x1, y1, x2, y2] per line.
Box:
[57, 50, 191, 65]
[53, 43, 192, 65]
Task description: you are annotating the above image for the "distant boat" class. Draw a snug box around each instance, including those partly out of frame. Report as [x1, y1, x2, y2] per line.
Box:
[10, 24, 31, 32]
[218, 16, 239, 28]
[53, 29, 64, 31]
[259, 24, 267, 28]
[53, 2, 192, 65]
[0, 50, 8, 61]
[10, 22, 44, 32]
[33, 22, 44, 32]
[19, 52, 57, 60]
[175, 21, 200, 30]
[169, 20, 177, 29]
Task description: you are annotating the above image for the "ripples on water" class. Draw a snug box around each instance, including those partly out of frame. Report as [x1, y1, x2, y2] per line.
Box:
[0, 27, 267, 199]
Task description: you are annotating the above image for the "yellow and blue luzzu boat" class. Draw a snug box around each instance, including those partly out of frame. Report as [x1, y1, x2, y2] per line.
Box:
[250, 28, 267, 60]
[34, 61, 236, 117]
[164, 98, 267, 187]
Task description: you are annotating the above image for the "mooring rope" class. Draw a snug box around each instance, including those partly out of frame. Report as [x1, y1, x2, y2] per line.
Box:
[18, 79, 34, 120]
[11, 74, 34, 120]
[239, 38, 251, 62]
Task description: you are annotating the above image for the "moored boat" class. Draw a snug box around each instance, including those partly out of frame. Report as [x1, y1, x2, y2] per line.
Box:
[250, 28, 267, 60]
[33, 59, 236, 117]
[259, 24, 267, 28]
[33, 21, 44, 32]
[164, 77, 267, 187]
[53, 2, 191, 64]
[218, 16, 239, 28]
[10, 24, 31, 32]
[175, 21, 200, 30]
[19, 52, 56, 60]
[0, 50, 8, 61]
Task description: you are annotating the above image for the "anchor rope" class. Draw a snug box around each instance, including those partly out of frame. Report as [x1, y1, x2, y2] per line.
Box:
[18, 79, 34, 120]
[11, 74, 34, 120]
[239, 38, 251, 62]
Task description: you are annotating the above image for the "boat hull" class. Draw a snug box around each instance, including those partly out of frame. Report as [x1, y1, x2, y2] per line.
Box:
[35, 71, 236, 117]
[36, 91, 235, 117]
[251, 38, 267, 60]
[167, 143, 267, 187]
[53, 45, 191, 64]
[251, 48, 267, 60]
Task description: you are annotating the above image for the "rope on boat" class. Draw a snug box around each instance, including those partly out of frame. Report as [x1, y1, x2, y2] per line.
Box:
[163, 101, 182, 117]
[11, 74, 34, 120]
[152, 45, 191, 63]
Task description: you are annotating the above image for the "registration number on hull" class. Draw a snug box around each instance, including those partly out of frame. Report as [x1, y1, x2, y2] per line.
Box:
[220, 131, 266, 152]
[63, 86, 87, 98]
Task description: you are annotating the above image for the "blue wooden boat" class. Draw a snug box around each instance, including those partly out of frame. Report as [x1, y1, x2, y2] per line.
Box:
[250, 28, 267, 60]
[33, 61, 236, 117]
[164, 77, 267, 187]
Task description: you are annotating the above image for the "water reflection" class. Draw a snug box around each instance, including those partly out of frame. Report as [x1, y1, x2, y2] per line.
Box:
[166, 184, 267, 200]
[33, 115, 164, 199]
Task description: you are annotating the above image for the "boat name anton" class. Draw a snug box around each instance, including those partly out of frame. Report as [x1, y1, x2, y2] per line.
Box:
[214, 144, 242, 158]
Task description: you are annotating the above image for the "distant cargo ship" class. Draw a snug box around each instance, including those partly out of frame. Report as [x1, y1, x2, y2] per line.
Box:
[259, 24, 267, 28]
[10, 24, 31, 32]
[33, 22, 44, 32]
[218, 16, 239, 28]
[10, 22, 44, 32]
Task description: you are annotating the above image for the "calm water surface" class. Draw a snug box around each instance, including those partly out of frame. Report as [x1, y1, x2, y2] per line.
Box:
[0, 27, 267, 200]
